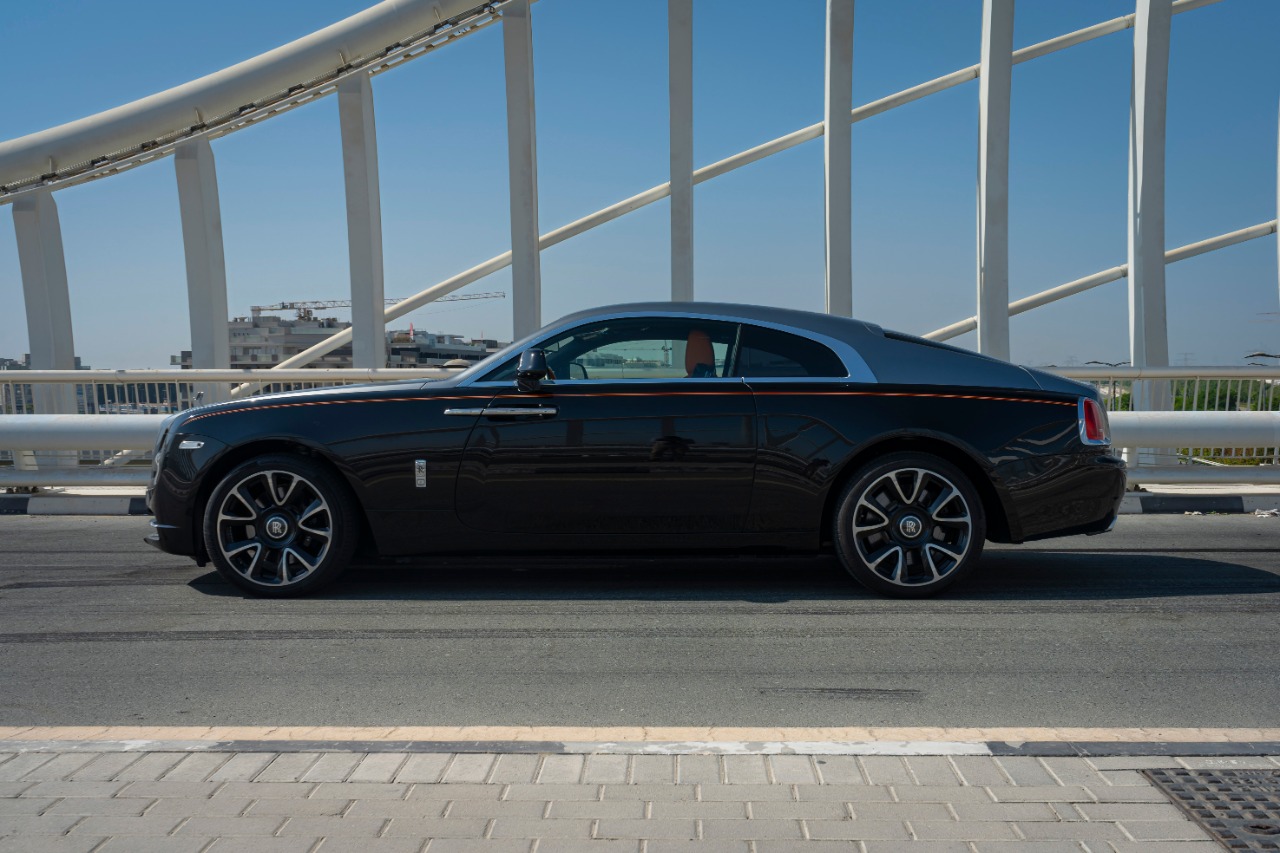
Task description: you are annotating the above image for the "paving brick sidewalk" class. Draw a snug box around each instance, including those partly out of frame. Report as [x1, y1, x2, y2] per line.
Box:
[5, 749, 1273, 851]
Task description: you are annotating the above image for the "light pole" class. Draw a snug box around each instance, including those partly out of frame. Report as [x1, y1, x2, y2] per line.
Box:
[1244, 353, 1280, 412]
[1086, 361, 1130, 409]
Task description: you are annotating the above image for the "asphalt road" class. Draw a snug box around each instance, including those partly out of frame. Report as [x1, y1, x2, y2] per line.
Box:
[0, 514, 1277, 729]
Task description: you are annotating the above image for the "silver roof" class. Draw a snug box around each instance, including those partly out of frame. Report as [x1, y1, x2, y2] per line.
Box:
[451, 301, 1068, 393]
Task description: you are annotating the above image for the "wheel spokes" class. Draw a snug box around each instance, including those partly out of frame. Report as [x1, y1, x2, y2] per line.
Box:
[891, 470, 922, 505]
[853, 498, 889, 533]
[269, 471, 299, 508]
[927, 484, 957, 518]
[284, 546, 319, 572]
[867, 544, 904, 581]
[297, 499, 330, 535]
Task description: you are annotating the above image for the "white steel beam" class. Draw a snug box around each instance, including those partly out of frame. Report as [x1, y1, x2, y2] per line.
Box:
[824, 0, 854, 317]
[976, 0, 1014, 361]
[502, 0, 542, 339]
[13, 192, 77, 419]
[174, 139, 230, 379]
[1128, 0, 1173, 446]
[0, 0, 490, 191]
[668, 0, 694, 302]
[338, 74, 387, 369]
[1128, 0, 1172, 373]
[926, 219, 1278, 341]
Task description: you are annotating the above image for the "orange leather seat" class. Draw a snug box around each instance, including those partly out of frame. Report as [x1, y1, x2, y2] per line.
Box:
[685, 329, 716, 378]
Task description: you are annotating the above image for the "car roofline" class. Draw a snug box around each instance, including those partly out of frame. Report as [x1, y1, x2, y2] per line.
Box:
[452, 304, 879, 386]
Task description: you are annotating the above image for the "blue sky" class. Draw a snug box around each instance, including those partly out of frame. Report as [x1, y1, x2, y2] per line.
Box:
[1, 0, 1277, 368]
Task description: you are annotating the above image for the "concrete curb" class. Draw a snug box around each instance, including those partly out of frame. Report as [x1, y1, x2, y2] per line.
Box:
[4, 726, 1279, 743]
[1119, 493, 1280, 514]
[0, 495, 149, 515]
[1, 738, 1279, 758]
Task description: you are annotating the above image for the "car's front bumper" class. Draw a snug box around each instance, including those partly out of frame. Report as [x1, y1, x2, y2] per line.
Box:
[145, 433, 228, 562]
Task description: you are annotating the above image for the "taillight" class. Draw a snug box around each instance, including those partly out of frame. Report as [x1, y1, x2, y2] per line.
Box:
[1079, 397, 1110, 446]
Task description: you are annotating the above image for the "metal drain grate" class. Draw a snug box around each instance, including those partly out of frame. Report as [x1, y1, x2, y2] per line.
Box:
[1145, 768, 1280, 851]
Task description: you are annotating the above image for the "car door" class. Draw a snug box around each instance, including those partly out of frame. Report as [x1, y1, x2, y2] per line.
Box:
[454, 316, 756, 535]
[734, 322, 862, 534]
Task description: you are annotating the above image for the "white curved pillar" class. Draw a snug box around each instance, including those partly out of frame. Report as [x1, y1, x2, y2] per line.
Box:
[976, 0, 1014, 360]
[13, 192, 77, 415]
[503, 0, 542, 339]
[13, 191, 78, 473]
[669, 0, 694, 302]
[339, 74, 387, 369]
[824, 0, 854, 317]
[1128, 0, 1172, 376]
[175, 139, 230, 379]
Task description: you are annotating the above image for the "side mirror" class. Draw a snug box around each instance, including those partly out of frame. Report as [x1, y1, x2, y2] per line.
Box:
[516, 348, 550, 393]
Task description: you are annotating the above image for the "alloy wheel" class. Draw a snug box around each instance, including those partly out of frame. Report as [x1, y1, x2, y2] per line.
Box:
[850, 467, 973, 588]
[214, 469, 333, 586]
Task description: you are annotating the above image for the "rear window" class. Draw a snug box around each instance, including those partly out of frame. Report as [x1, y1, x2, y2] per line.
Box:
[731, 325, 846, 378]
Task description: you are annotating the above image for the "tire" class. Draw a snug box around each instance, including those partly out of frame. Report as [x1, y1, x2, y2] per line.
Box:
[202, 453, 360, 597]
[833, 451, 986, 597]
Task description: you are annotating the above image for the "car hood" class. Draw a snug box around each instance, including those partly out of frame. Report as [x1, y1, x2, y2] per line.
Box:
[169, 378, 443, 429]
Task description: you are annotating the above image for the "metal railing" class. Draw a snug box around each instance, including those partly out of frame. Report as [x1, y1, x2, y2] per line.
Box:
[0, 368, 453, 413]
[2, 367, 1278, 488]
[0, 368, 452, 474]
[1056, 366, 1280, 468]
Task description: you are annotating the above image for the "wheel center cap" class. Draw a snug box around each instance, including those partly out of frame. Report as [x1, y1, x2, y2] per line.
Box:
[264, 515, 290, 540]
[897, 515, 924, 539]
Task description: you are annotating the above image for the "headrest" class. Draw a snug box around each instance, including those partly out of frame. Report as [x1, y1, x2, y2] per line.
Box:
[685, 329, 715, 376]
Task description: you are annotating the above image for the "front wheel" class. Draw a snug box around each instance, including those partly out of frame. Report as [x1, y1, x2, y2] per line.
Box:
[834, 452, 986, 597]
[203, 454, 360, 597]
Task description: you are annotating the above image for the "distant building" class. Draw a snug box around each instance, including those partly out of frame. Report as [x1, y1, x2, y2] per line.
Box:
[387, 329, 497, 368]
[170, 312, 505, 369]
[171, 312, 353, 369]
[1, 355, 91, 370]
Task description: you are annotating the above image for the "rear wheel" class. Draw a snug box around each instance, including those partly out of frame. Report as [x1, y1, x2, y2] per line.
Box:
[834, 451, 985, 597]
[203, 454, 359, 597]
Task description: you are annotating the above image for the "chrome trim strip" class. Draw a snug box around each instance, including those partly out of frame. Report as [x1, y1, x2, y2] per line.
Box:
[483, 406, 558, 417]
[177, 440, 205, 450]
[739, 377, 874, 385]
[456, 310, 877, 387]
[465, 377, 748, 389]
[443, 408, 488, 416]
[149, 520, 179, 530]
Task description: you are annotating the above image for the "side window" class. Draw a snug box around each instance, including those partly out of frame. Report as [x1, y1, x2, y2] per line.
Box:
[481, 318, 738, 382]
[732, 325, 846, 378]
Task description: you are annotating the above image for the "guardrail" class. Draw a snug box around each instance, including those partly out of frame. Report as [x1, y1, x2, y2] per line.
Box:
[1, 367, 1277, 488]
[0, 368, 454, 484]
[1056, 365, 1280, 469]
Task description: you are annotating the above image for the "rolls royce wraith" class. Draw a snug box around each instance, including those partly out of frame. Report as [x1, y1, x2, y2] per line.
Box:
[146, 302, 1126, 597]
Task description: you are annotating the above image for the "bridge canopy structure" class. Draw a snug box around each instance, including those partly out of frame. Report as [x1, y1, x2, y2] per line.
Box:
[0, 0, 1278, 484]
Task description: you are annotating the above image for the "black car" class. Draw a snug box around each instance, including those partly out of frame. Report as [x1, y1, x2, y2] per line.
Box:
[147, 302, 1125, 598]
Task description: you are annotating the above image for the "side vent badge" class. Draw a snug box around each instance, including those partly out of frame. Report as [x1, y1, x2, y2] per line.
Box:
[414, 460, 427, 489]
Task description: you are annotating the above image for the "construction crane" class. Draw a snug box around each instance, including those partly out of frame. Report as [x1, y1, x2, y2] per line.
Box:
[251, 291, 505, 320]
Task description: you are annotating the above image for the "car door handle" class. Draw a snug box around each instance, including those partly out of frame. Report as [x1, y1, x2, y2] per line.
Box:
[481, 406, 558, 417]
